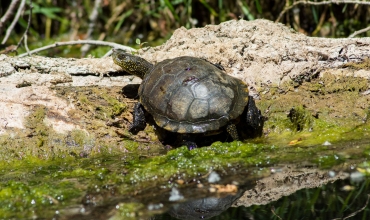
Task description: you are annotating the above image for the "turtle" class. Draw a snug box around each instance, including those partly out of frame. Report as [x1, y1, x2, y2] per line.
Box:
[112, 49, 264, 149]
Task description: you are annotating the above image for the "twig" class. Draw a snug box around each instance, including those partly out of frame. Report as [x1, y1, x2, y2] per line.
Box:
[276, 0, 370, 23]
[15, 1, 32, 52]
[23, 34, 30, 53]
[17, 40, 136, 57]
[103, 49, 113, 58]
[271, 206, 283, 220]
[1, 0, 26, 44]
[342, 193, 370, 220]
[81, 0, 102, 56]
[349, 25, 370, 38]
[0, 0, 20, 34]
[332, 194, 370, 220]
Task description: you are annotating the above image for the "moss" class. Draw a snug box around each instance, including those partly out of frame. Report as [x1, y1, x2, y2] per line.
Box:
[312, 72, 368, 94]
[341, 57, 370, 70]
[287, 105, 314, 132]
[0, 101, 124, 161]
[78, 87, 127, 120]
[313, 154, 345, 169]
[259, 72, 369, 141]
[0, 159, 84, 218]
[24, 106, 49, 139]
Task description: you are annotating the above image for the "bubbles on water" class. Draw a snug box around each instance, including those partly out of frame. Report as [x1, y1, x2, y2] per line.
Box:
[147, 203, 164, 210]
[208, 171, 221, 183]
[328, 170, 336, 177]
[350, 171, 364, 182]
[169, 188, 184, 201]
[270, 167, 283, 174]
[80, 207, 86, 214]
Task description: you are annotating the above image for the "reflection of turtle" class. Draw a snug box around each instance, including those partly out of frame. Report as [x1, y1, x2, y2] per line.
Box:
[167, 189, 245, 220]
[112, 49, 263, 148]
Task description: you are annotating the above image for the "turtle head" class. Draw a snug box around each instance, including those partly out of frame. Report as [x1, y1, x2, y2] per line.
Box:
[112, 49, 153, 79]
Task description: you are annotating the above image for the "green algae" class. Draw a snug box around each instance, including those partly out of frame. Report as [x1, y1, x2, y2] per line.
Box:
[0, 135, 369, 218]
[0, 142, 264, 218]
[0, 180, 80, 219]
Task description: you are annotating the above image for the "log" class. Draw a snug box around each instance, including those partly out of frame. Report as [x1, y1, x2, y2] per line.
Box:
[0, 19, 369, 149]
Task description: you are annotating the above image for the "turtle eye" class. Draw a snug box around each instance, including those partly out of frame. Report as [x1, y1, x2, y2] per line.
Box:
[118, 54, 127, 63]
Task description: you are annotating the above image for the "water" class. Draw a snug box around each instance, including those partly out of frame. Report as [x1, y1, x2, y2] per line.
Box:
[0, 137, 369, 219]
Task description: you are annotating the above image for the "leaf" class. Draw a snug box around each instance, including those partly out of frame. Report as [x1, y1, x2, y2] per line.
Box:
[241, 3, 254, 20]
[311, 6, 318, 24]
[199, 0, 218, 16]
[163, 0, 180, 21]
[114, 9, 134, 34]
[255, 0, 262, 14]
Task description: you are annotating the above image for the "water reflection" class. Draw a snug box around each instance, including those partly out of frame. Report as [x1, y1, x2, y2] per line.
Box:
[59, 164, 370, 220]
[155, 171, 370, 220]
[58, 137, 370, 220]
[166, 189, 245, 220]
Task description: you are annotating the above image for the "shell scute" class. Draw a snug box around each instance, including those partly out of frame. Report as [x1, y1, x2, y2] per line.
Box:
[139, 56, 249, 133]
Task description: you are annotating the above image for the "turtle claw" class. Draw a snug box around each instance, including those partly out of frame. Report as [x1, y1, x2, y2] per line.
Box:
[183, 141, 198, 150]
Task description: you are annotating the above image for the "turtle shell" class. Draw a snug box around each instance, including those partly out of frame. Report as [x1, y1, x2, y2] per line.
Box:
[139, 56, 249, 133]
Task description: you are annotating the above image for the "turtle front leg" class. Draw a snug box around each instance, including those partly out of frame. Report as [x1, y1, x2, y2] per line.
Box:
[129, 102, 147, 134]
[245, 96, 264, 137]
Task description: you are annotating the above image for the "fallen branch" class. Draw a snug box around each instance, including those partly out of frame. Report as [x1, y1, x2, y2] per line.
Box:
[1, 0, 26, 44]
[17, 40, 136, 57]
[349, 25, 370, 38]
[0, 0, 20, 34]
[332, 194, 370, 220]
[81, 0, 102, 56]
[15, 0, 32, 53]
[271, 206, 283, 220]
